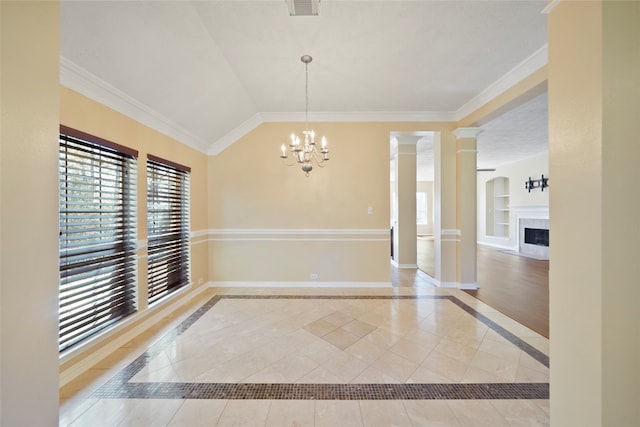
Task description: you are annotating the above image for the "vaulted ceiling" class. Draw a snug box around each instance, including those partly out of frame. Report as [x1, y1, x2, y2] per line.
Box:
[60, 0, 549, 171]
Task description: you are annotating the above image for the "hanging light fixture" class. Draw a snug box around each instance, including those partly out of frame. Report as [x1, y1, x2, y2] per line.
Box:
[279, 55, 329, 177]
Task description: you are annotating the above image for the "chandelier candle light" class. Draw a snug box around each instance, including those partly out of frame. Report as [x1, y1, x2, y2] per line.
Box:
[280, 55, 329, 177]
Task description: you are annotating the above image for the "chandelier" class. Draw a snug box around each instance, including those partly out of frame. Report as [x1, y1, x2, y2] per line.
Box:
[280, 55, 329, 177]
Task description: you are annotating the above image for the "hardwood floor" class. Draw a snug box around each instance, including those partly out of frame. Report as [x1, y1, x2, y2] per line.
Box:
[469, 245, 549, 338]
[411, 239, 549, 338]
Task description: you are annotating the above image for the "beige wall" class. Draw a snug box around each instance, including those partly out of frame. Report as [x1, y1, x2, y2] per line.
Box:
[60, 87, 210, 291]
[549, 1, 640, 425]
[1, 2, 60, 425]
[208, 122, 455, 284]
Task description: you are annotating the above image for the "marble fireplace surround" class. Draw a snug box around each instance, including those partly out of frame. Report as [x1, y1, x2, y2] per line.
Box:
[512, 205, 549, 260]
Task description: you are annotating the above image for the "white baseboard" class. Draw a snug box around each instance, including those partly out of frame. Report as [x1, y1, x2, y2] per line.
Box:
[209, 281, 392, 288]
[432, 279, 460, 289]
[459, 282, 480, 290]
[59, 284, 209, 387]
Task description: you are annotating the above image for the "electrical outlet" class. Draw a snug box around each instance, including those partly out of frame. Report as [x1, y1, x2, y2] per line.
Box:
[198, 278, 204, 284]
[310, 273, 318, 279]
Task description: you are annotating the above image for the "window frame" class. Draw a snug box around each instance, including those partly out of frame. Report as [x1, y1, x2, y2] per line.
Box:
[58, 125, 138, 352]
[146, 154, 191, 305]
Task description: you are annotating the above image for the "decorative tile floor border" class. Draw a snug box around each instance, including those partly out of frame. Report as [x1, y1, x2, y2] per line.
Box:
[92, 294, 549, 401]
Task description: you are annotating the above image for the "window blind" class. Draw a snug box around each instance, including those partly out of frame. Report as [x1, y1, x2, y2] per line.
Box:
[146, 156, 190, 304]
[59, 127, 138, 352]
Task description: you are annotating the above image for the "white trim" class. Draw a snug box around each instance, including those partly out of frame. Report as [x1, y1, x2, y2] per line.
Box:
[207, 113, 264, 155]
[60, 57, 210, 153]
[541, 0, 562, 14]
[452, 127, 483, 139]
[59, 284, 208, 386]
[208, 228, 388, 236]
[208, 111, 455, 155]
[209, 281, 392, 289]
[459, 282, 479, 290]
[456, 149, 479, 154]
[394, 264, 418, 269]
[431, 279, 459, 289]
[205, 228, 388, 242]
[455, 45, 548, 122]
[441, 229, 461, 236]
[190, 230, 210, 239]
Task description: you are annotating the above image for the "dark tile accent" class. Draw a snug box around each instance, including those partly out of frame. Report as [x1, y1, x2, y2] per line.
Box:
[91, 294, 550, 401]
[92, 382, 548, 400]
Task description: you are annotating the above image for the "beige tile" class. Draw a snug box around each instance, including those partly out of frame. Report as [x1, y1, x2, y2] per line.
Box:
[254, 353, 320, 383]
[304, 318, 340, 337]
[322, 310, 354, 327]
[321, 353, 369, 382]
[265, 400, 315, 427]
[403, 400, 462, 426]
[434, 338, 479, 364]
[461, 365, 512, 383]
[296, 365, 345, 383]
[166, 400, 226, 426]
[418, 350, 468, 382]
[477, 335, 522, 362]
[345, 337, 389, 364]
[469, 350, 519, 382]
[341, 319, 377, 338]
[389, 337, 435, 364]
[448, 400, 511, 427]
[371, 351, 420, 383]
[359, 400, 413, 427]
[315, 400, 363, 427]
[322, 328, 361, 350]
[216, 400, 271, 427]
[109, 399, 183, 427]
[490, 400, 550, 426]
[297, 338, 345, 365]
[351, 365, 399, 383]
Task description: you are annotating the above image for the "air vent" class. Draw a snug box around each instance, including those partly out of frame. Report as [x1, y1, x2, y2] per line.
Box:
[286, 0, 319, 16]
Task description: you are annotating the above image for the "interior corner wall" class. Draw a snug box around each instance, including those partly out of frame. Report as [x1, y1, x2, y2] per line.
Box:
[1, 2, 60, 425]
[477, 153, 549, 249]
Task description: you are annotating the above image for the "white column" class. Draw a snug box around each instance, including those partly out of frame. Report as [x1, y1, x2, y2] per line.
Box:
[392, 136, 419, 268]
[453, 127, 482, 289]
[433, 131, 458, 287]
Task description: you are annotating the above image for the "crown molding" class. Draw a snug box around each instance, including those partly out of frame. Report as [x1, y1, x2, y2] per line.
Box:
[454, 44, 548, 122]
[62, 44, 547, 157]
[207, 111, 456, 155]
[60, 57, 211, 153]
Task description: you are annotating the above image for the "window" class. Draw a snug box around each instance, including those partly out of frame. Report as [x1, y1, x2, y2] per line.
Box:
[416, 192, 428, 224]
[146, 155, 190, 304]
[58, 126, 138, 352]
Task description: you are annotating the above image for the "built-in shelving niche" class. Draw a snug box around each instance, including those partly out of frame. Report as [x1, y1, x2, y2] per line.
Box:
[486, 177, 510, 238]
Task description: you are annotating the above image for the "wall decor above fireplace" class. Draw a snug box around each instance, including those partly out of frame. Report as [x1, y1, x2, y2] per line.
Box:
[525, 175, 549, 192]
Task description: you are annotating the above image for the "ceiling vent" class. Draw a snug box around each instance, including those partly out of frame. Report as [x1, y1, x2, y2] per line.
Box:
[286, 0, 319, 16]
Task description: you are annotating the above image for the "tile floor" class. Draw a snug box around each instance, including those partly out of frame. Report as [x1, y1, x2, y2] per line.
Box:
[59, 276, 550, 426]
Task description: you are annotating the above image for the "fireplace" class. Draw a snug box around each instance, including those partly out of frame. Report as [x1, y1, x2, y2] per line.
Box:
[524, 228, 549, 247]
[519, 218, 549, 259]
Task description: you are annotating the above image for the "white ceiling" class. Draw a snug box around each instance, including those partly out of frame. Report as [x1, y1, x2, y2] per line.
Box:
[60, 0, 549, 166]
